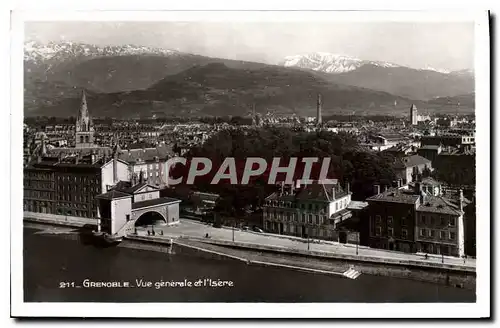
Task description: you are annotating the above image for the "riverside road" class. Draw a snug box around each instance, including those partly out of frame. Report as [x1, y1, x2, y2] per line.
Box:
[139, 219, 475, 269]
[24, 225, 475, 302]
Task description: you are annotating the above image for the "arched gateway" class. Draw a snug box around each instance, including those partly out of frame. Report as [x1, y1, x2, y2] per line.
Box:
[96, 180, 181, 237]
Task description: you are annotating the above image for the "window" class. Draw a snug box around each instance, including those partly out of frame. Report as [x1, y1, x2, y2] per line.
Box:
[420, 228, 426, 237]
[402, 229, 408, 239]
[449, 232, 456, 240]
[387, 216, 393, 226]
[309, 215, 313, 224]
[401, 217, 407, 226]
[421, 215, 426, 224]
[375, 226, 381, 236]
[388, 227, 394, 236]
[449, 217, 456, 227]
[336, 203, 338, 211]
[375, 215, 381, 223]
[440, 231, 446, 239]
[440, 217, 445, 226]
[429, 230, 435, 238]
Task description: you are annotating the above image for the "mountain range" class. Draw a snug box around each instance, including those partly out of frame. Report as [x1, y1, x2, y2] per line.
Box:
[282, 52, 474, 100]
[24, 41, 475, 118]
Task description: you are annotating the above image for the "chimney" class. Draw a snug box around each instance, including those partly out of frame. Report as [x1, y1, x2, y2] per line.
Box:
[415, 182, 422, 195]
[332, 185, 336, 200]
[374, 184, 380, 195]
[139, 170, 144, 184]
[346, 182, 350, 194]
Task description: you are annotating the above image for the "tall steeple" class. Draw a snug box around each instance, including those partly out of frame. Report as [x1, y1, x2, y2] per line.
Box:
[76, 90, 93, 132]
[75, 89, 95, 148]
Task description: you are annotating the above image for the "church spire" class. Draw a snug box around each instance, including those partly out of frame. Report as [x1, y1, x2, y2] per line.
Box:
[80, 90, 88, 119]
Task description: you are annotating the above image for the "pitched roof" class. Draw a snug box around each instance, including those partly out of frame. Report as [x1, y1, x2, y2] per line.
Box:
[132, 197, 181, 209]
[118, 145, 173, 163]
[96, 190, 132, 200]
[47, 146, 113, 158]
[296, 183, 348, 202]
[111, 181, 159, 194]
[417, 195, 463, 215]
[367, 188, 421, 204]
[396, 155, 431, 168]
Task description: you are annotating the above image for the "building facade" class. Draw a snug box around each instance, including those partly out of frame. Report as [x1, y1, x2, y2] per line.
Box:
[96, 178, 181, 237]
[262, 181, 353, 240]
[365, 182, 466, 257]
[394, 155, 433, 184]
[23, 150, 129, 219]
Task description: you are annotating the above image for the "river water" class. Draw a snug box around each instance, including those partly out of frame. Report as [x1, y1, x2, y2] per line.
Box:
[23, 226, 475, 303]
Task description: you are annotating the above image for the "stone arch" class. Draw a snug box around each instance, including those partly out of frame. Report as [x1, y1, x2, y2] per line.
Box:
[134, 210, 168, 227]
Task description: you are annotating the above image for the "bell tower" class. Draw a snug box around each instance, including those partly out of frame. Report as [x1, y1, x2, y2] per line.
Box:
[75, 90, 95, 148]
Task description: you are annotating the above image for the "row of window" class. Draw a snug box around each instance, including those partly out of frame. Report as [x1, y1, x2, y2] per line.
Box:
[264, 221, 334, 238]
[264, 210, 329, 226]
[374, 226, 409, 239]
[57, 175, 99, 185]
[375, 215, 408, 227]
[25, 172, 52, 180]
[78, 135, 91, 143]
[265, 201, 327, 212]
[24, 181, 53, 189]
[419, 215, 456, 227]
[419, 228, 456, 241]
[25, 190, 54, 199]
[417, 242, 455, 256]
[373, 226, 457, 241]
[58, 185, 99, 194]
[23, 202, 97, 218]
[374, 215, 457, 228]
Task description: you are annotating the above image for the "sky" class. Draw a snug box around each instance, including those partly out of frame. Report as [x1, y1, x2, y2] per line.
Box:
[25, 21, 475, 71]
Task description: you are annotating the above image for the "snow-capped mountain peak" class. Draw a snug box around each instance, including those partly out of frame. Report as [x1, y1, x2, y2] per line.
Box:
[282, 52, 399, 74]
[422, 66, 451, 74]
[24, 40, 179, 63]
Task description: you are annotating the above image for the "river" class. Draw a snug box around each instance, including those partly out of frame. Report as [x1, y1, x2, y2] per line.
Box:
[23, 226, 475, 303]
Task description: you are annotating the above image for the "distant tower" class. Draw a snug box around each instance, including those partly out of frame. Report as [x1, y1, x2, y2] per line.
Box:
[75, 90, 95, 148]
[112, 135, 122, 184]
[316, 93, 323, 125]
[252, 103, 257, 127]
[410, 104, 418, 126]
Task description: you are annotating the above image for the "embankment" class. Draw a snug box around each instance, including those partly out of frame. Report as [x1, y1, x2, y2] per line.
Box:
[181, 237, 476, 290]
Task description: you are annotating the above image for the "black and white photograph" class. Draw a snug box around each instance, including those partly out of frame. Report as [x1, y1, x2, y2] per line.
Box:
[9, 8, 490, 319]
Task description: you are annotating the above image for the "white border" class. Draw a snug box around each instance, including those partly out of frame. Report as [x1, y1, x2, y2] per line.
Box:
[9, 9, 490, 319]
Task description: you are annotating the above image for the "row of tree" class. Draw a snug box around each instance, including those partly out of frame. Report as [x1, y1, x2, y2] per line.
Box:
[168, 127, 398, 216]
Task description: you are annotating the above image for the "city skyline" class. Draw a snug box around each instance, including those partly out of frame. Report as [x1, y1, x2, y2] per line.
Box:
[25, 21, 474, 72]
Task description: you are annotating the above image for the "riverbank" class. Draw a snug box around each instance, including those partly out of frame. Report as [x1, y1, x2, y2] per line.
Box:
[23, 217, 476, 290]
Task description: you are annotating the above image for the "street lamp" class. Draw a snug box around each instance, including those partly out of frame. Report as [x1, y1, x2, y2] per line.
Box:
[232, 223, 235, 242]
[356, 234, 359, 255]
